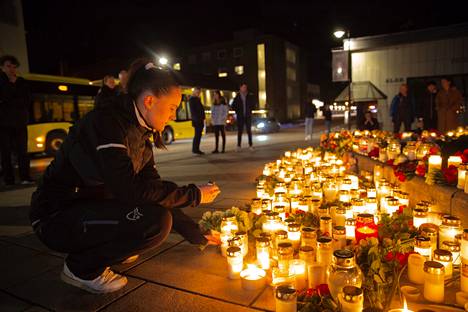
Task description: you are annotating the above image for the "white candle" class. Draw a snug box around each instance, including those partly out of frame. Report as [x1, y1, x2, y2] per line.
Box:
[240, 264, 266, 290]
[308, 262, 326, 288]
[338, 286, 364, 312]
[289, 259, 307, 290]
[428, 155, 442, 174]
[345, 218, 356, 241]
[256, 237, 271, 270]
[433, 249, 453, 279]
[423, 261, 445, 303]
[348, 175, 359, 189]
[407, 254, 425, 285]
[458, 165, 467, 189]
[226, 247, 243, 279]
[220, 233, 233, 257]
[275, 285, 297, 312]
[287, 223, 301, 249]
[414, 236, 432, 260]
[448, 156, 462, 168]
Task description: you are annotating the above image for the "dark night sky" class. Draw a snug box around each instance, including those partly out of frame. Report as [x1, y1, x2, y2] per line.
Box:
[22, 0, 468, 98]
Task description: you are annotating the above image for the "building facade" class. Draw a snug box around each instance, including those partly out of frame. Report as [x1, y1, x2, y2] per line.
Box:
[180, 30, 308, 122]
[333, 23, 468, 130]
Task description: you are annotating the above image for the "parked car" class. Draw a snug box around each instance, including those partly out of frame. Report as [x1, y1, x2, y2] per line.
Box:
[252, 117, 281, 133]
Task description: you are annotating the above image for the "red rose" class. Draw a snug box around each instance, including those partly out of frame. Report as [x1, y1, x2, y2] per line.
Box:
[429, 147, 439, 155]
[386, 159, 395, 166]
[398, 173, 406, 182]
[317, 284, 330, 297]
[416, 163, 426, 176]
[442, 165, 458, 184]
[306, 288, 315, 297]
[456, 150, 468, 163]
[385, 251, 395, 262]
[398, 205, 406, 214]
[368, 147, 379, 158]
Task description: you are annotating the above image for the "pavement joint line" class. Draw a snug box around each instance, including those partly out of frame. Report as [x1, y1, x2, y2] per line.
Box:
[4, 263, 63, 292]
[95, 280, 148, 312]
[0, 288, 53, 312]
[247, 286, 269, 308]
[116, 276, 269, 312]
[0, 238, 64, 260]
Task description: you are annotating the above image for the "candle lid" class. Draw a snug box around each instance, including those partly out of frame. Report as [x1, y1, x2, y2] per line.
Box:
[301, 227, 315, 233]
[415, 236, 431, 248]
[442, 241, 460, 252]
[339, 190, 350, 196]
[235, 231, 247, 237]
[397, 191, 409, 199]
[226, 246, 241, 257]
[433, 249, 452, 262]
[442, 215, 461, 226]
[463, 229, 468, 240]
[259, 232, 272, 240]
[367, 187, 376, 193]
[261, 199, 271, 204]
[342, 286, 363, 303]
[288, 223, 301, 232]
[335, 207, 346, 214]
[386, 198, 399, 206]
[265, 211, 280, 220]
[415, 202, 429, 212]
[299, 246, 314, 253]
[275, 285, 297, 301]
[342, 178, 352, 184]
[228, 236, 242, 246]
[351, 198, 364, 206]
[420, 223, 439, 234]
[256, 236, 270, 247]
[317, 236, 333, 247]
[356, 213, 374, 224]
[311, 199, 321, 205]
[413, 208, 428, 217]
[333, 226, 346, 235]
[343, 202, 352, 210]
[366, 197, 377, 204]
[320, 216, 332, 224]
[273, 205, 286, 213]
[251, 197, 261, 202]
[277, 241, 293, 250]
[345, 218, 356, 226]
[318, 206, 329, 213]
[424, 261, 445, 274]
[275, 230, 288, 240]
[333, 249, 355, 267]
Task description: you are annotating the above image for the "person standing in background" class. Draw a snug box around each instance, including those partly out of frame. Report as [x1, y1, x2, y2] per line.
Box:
[117, 70, 129, 95]
[94, 75, 118, 110]
[416, 81, 438, 130]
[231, 83, 257, 151]
[211, 90, 228, 153]
[304, 100, 317, 140]
[189, 87, 205, 155]
[390, 84, 412, 133]
[323, 105, 333, 135]
[436, 77, 463, 132]
[0, 55, 33, 185]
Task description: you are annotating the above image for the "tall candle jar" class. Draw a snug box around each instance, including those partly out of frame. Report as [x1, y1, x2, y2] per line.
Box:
[413, 208, 428, 229]
[428, 155, 442, 174]
[261, 198, 272, 211]
[355, 214, 378, 243]
[299, 246, 315, 264]
[333, 226, 347, 250]
[326, 249, 363, 300]
[433, 249, 453, 279]
[442, 241, 461, 266]
[334, 207, 346, 227]
[439, 215, 463, 248]
[343, 203, 354, 219]
[367, 187, 377, 198]
[407, 253, 426, 285]
[310, 199, 321, 214]
[339, 190, 351, 203]
[396, 191, 410, 208]
[448, 156, 462, 168]
[273, 230, 289, 260]
[262, 212, 282, 234]
[351, 198, 365, 216]
[385, 198, 400, 215]
[421, 224, 439, 251]
[365, 197, 378, 215]
[414, 236, 432, 260]
[287, 223, 301, 249]
[323, 181, 339, 203]
[423, 261, 445, 303]
[251, 198, 262, 215]
[320, 216, 333, 237]
[256, 237, 271, 270]
[301, 227, 317, 248]
[235, 231, 249, 257]
[458, 164, 467, 189]
[273, 205, 287, 221]
[275, 285, 297, 312]
[340, 178, 353, 191]
[461, 229, 468, 261]
[339, 286, 364, 312]
[226, 246, 243, 279]
[345, 218, 356, 241]
[277, 242, 294, 273]
[221, 216, 238, 234]
[316, 236, 333, 265]
[289, 259, 307, 290]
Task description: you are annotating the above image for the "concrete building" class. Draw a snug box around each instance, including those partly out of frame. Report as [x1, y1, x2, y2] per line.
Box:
[332, 23, 468, 130]
[0, 0, 29, 72]
[180, 30, 309, 122]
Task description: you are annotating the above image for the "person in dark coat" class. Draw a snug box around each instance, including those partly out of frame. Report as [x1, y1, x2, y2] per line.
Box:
[390, 84, 412, 133]
[188, 87, 205, 155]
[363, 111, 379, 131]
[30, 59, 220, 294]
[323, 105, 333, 134]
[304, 101, 317, 140]
[0, 55, 33, 185]
[94, 75, 118, 110]
[416, 81, 438, 130]
[231, 83, 257, 151]
[436, 78, 463, 133]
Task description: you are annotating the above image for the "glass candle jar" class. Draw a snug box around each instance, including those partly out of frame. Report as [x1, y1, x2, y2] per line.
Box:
[413, 208, 428, 229]
[408, 253, 426, 285]
[385, 198, 400, 215]
[316, 236, 333, 265]
[339, 190, 351, 203]
[297, 199, 309, 213]
[339, 286, 364, 312]
[326, 249, 363, 300]
[226, 246, 243, 279]
[396, 191, 410, 208]
[318, 206, 330, 219]
[458, 164, 467, 190]
[235, 231, 249, 257]
[221, 216, 238, 234]
[299, 246, 315, 264]
[367, 187, 377, 198]
[261, 198, 272, 211]
[351, 198, 365, 216]
[433, 249, 453, 279]
[343, 203, 354, 219]
[414, 236, 432, 260]
[439, 215, 463, 248]
[301, 227, 317, 248]
[277, 242, 294, 273]
[421, 224, 439, 251]
[334, 207, 346, 227]
[423, 261, 445, 303]
[428, 155, 442, 174]
[289, 259, 307, 290]
[442, 241, 461, 266]
[275, 285, 297, 312]
[461, 229, 468, 261]
[273, 205, 287, 221]
[251, 198, 263, 215]
[262, 212, 282, 234]
[340, 178, 353, 191]
[274, 192, 290, 210]
[377, 181, 391, 201]
[355, 214, 378, 243]
[323, 181, 339, 203]
[365, 197, 378, 215]
[256, 185, 266, 198]
[345, 218, 356, 241]
[333, 226, 347, 250]
[320, 216, 333, 237]
[228, 235, 243, 252]
[287, 223, 301, 249]
[256, 237, 271, 270]
[310, 199, 321, 214]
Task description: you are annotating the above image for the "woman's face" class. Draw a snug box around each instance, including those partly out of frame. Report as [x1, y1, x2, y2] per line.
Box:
[142, 87, 181, 132]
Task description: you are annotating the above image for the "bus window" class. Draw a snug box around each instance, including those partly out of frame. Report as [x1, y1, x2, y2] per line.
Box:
[78, 96, 94, 118]
[30, 94, 74, 123]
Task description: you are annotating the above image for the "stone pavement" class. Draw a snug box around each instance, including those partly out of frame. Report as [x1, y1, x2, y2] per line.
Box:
[0, 126, 333, 312]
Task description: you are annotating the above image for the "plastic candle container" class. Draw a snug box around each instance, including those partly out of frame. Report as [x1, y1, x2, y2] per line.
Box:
[226, 246, 243, 279]
[439, 215, 463, 248]
[433, 249, 453, 279]
[423, 261, 445, 303]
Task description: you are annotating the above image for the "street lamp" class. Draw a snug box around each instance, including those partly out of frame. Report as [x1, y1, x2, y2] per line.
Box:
[333, 28, 352, 130]
[158, 57, 168, 66]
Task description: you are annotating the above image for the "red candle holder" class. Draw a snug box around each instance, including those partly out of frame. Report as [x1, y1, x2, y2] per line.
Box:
[355, 213, 378, 243]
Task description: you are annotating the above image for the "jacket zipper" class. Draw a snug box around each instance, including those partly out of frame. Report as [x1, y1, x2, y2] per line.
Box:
[83, 220, 119, 233]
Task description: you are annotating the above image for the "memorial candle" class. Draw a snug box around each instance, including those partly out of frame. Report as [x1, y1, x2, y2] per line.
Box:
[448, 156, 462, 168]
[355, 214, 378, 243]
[439, 215, 462, 248]
[414, 236, 432, 260]
[220, 216, 238, 234]
[458, 165, 467, 189]
[442, 241, 461, 266]
[345, 218, 356, 241]
[333, 226, 347, 250]
[301, 227, 317, 248]
[413, 209, 428, 229]
[423, 261, 445, 303]
[299, 246, 315, 264]
[407, 254, 425, 285]
[316, 236, 333, 265]
[289, 259, 307, 290]
[226, 247, 243, 279]
[287, 223, 301, 249]
[256, 237, 271, 270]
[428, 155, 442, 174]
[338, 286, 364, 312]
[462, 229, 468, 261]
[251, 198, 263, 215]
[240, 264, 266, 290]
[320, 216, 333, 237]
[308, 262, 326, 288]
[365, 197, 378, 215]
[275, 285, 297, 312]
[277, 242, 294, 273]
[433, 249, 453, 279]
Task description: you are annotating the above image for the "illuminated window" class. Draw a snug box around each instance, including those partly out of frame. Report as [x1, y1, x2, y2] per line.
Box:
[286, 48, 296, 64]
[286, 67, 296, 81]
[234, 65, 244, 75]
[257, 44, 267, 109]
[173, 63, 181, 71]
[233, 47, 243, 58]
[218, 68, 228, 77]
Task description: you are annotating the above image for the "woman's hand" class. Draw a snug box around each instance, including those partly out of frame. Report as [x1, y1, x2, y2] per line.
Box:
[204, 232, 221, 246]
[197, 184, 221, 204]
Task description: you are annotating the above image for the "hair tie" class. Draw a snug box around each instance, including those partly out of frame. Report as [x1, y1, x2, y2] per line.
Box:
[145, 62, 156, 70]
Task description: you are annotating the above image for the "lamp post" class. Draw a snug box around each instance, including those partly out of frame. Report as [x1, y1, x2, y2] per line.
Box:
[158, 57, 168, 66]
[334, 29, 352, 130]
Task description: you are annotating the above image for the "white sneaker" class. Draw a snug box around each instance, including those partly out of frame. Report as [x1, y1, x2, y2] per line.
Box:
[305, 135, 311, 141]
[61, 263, 127, 294]
[236, 146, 242, 152]
[249, 146, 255, 151]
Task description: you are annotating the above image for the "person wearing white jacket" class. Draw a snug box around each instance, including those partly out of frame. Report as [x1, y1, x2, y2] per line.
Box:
[211, 90, 229, 153]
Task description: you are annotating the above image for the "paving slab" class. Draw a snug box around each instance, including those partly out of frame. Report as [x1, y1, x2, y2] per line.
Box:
[7, 267, 145, 312]
[251, 287, 275, 311]
[0, 291, 32, 312]
[101, 282, 261, 312]
[0, 244, 62, 289]
[0, 205, 33, 237]
[1, 232, 64, 258]
[127, 242, 267, 306]
[0, 187, 35, 206]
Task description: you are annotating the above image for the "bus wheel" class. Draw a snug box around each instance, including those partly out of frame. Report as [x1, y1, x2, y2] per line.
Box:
[162, 127, 174, 145]
[45, 131, 67, 156]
